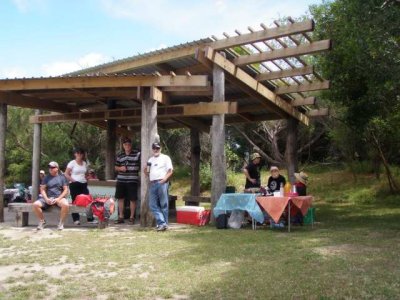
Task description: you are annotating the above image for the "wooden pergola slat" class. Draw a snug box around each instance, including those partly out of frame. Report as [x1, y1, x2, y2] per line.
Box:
[256, 66, 314, 81]
[276, 81, 330, 94]
[233, 40, 331, 66]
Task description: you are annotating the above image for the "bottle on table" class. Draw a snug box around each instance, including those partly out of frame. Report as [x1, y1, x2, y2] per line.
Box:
[284, 182, 291, 196]
[280, 183, 284, 197]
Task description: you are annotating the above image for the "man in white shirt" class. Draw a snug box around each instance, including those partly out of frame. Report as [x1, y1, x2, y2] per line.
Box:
[144, 142, 173, 231]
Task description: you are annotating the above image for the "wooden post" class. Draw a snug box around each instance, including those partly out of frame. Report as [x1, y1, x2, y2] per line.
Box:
[211, 56, 226, 219]
[285, 117, 299, 183]
[105, 100, 116, 180]
[31, 109, 42, 201]
[187, 128, 200, 206]
[0, 104, 7, 222]
[140, 88, 158, 227]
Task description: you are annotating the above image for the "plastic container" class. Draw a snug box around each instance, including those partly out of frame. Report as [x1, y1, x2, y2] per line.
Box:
[176, 206, 210, 226]
[303, 207, 315, 225]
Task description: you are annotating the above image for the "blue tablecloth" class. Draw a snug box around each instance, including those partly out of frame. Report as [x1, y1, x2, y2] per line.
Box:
[213, 193, 264, 223]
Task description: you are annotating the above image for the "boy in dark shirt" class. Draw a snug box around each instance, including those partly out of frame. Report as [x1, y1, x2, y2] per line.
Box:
[267, 166, 286, 193]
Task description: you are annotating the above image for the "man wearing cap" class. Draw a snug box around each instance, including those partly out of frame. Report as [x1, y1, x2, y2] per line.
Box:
[145, 142, 173, 231]
[243, 153, 262, 189]
[114, 137, 141, 224]
[33, 161, 69, 230]
[267, 166, 286, 193]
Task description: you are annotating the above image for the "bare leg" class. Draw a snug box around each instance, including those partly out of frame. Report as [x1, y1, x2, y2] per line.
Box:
[118, 198, 124, 219]
[32, 201, 45, 221]
[130, 200, 136, 219]
[57, 199, 69, 223]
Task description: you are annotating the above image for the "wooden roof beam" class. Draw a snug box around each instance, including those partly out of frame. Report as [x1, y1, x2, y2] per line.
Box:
[29, 102, 238, 124]
[233, 40, 332, 66]
[256, 66, 314, 81]
[0, 91, 75, 112]
[198, 46, 309, 125]
[0, 75, 209, 91]
[150, 86, 169, 105]
[210, 20, 314, 50]
[276, 81, 330, 94]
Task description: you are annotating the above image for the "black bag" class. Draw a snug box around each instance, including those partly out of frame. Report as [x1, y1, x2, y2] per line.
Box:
[216, 214, 228, 229]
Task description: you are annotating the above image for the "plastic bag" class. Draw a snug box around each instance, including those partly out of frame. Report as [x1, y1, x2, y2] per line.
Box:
[228, 210, 244, 229]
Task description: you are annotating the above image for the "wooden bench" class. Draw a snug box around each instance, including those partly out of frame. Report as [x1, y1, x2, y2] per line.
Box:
[8, 202, 87, 227]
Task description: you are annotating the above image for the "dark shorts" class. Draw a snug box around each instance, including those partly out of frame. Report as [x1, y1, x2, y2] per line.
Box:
[36, 197, 64, 210]
[115, 182, 138, 202]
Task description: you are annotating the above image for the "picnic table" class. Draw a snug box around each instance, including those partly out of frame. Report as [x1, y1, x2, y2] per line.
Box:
[213, 193, 265, 229]
[256, 195, 313, 232]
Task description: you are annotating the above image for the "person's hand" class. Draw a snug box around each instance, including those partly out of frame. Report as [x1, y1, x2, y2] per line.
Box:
[45, 197, 56, 205]
[120, 166, 127, 172]
[250, 178, 257, 184]
[159, 179, 166, 184]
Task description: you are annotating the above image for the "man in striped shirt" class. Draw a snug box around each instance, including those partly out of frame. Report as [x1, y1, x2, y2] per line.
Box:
[114, 137, 141, 224]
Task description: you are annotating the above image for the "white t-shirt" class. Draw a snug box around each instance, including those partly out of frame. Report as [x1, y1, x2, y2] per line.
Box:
[66, 160, 88, 183]
[148, 154, 173, 181]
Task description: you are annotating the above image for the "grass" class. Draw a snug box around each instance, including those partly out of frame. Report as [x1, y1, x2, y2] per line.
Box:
[0, 167, 400, 299]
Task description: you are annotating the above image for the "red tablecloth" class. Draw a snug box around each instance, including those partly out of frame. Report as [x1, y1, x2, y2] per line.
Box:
[256, 196, 313, 223]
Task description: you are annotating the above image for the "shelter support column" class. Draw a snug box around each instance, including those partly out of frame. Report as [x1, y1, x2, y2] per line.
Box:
[140, 88, 158, 227]
[31, 109, 42, 201]
[187, 128, 200, 206]
[0, 104, 7, 222]
[105, 100, 116, 180]
[211, 56, 226, 218]
[285, 117, 299, 183]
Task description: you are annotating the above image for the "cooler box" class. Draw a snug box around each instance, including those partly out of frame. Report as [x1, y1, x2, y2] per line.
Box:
[176, 206, 210, 226]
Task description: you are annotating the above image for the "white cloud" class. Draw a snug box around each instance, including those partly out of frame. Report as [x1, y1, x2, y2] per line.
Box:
[41, 53, 111, 76]
[12, 0, 47, 13]
[0, 67, 29, 79]
[100, 0, 313, 39]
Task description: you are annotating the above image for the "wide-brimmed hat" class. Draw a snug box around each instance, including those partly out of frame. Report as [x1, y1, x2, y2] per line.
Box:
[48, 161, 59, 168]
[251, 152, 261, 161]
[295, 171, 309, 184]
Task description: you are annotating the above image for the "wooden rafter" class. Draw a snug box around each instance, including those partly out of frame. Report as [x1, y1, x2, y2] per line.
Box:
[233, 40, 331, 66]
[292, 97, 316, 106]
[0, 75, 209, 91]
[275, 81, 330, 94]
[307, 108, 329, 117]
[29, 102, 238, 124]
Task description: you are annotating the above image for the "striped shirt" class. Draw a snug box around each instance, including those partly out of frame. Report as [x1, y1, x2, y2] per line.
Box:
[115, 149, 141, 183]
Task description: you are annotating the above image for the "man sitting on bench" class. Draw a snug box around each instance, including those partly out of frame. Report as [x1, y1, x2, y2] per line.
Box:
[33, 161, 69, 231]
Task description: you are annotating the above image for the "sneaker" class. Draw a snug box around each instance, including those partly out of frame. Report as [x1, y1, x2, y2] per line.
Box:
[156, 224, 168, 231]
[73, 220, 80, 225]
[36, 220, 46, 230]
[57, 223, 64, 231]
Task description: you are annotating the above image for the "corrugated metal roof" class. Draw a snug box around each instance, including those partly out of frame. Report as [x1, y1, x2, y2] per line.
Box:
[67, 38, 213, 76]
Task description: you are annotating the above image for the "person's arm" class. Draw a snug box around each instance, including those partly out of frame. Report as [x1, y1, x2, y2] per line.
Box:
[55, 185, 69, 201]
[159, 156, 173, 183]
[115, 156, 126, 173]
[40, 184, 49, 201]
[159, 169, 173, 184]
[64, 167, 73, 182]
[243, 166, 256, 184]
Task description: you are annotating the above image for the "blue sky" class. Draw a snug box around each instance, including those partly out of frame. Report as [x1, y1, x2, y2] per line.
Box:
[0, 0, 322, 78]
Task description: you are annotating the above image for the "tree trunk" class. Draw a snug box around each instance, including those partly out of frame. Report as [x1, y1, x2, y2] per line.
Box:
[188, 128, 200, 206]
[285, 118, 299, 183]
[105, 100, 116, 180]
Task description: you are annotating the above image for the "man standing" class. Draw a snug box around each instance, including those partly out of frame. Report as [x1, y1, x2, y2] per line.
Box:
[114, 137, 141, 224]
[243, 152, 262, 189]
[145, 142, 173, 231]
[33, 161, 69, 230]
